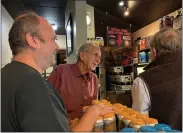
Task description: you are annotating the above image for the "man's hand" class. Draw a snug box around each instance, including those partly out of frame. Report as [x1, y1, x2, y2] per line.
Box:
[87, 104, 113, 116]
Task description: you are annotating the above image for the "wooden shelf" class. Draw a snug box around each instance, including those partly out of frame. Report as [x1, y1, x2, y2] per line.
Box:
[138, 48, 150, 52]
[137, 62, 149, 66]
[122, 64, 133, 67]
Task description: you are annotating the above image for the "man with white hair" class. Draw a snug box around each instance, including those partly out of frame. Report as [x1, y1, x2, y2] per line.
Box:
[131, 28, 182, 130]
[48, 42, 101, 119]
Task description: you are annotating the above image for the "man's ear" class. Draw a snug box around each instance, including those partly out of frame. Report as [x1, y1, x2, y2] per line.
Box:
[25, 33, 40, 49]
[80, 52, 85, 61]
[153, 48, 156, 57]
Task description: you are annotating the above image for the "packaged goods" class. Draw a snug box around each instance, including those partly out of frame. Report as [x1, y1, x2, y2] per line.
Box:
[154, 124, 171, 131]
[93, 116, 104, 132]
[103, 113, 117, 132]
[121, 128, 137, 132]
[92, 100, 101, 105]
[130, 118, 145, 130]
[140, 126, 157, 132]
[144, 118, 158, 126]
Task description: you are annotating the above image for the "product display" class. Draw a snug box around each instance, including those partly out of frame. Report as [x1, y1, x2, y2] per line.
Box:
[80, 100, 179, 132]
[165, 129, 182, 132]
[140, 126, 157, 132]
[144, 118, 158, 126]
[121, 128, 137, 132]
[92, 100, 101, 105]
[130, 118, 145, 130]
[117, 112, 129, 131]
[154, 124, 171, 131]
[103, 113, 117, 132]
[93, 116, 104, 132]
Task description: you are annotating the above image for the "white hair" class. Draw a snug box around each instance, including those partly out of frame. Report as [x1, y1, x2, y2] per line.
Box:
[76, 42, 98, 61]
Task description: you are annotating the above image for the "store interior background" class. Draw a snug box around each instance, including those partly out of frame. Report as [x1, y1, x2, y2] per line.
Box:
[1, 0, 182, 107]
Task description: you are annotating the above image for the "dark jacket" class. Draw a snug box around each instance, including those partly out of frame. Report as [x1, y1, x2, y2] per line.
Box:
[139, 51, 182, 130]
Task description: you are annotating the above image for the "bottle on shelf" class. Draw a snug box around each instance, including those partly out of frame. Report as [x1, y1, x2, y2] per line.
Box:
[140, 52, 147, 63]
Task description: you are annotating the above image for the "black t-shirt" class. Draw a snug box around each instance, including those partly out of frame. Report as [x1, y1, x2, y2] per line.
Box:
[1, 61, 70, 132]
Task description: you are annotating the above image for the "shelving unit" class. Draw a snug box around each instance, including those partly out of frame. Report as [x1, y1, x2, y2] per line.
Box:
[138, 48, 150, 52]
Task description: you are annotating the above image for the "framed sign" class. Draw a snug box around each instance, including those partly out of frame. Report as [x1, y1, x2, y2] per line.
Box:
[107, 26, 131, 47]
[66, 13, 73, 56]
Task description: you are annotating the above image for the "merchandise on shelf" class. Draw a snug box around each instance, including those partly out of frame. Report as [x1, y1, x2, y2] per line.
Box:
[139, 52, 147, 63]
[139, 39, 147, 50]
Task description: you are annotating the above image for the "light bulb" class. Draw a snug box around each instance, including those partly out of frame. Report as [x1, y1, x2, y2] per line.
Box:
[124, 10, 129, 16]
[86, 15, 91, 26]
[119, 1, 124, 6]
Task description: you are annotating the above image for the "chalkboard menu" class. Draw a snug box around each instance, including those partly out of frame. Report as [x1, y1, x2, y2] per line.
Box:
[107, 26, 132, 47]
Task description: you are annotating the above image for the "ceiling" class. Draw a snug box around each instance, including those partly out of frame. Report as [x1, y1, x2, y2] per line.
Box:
[2, 0, 182, 34]
[2, 0, 67, 35]
[87, 0, 182, 32]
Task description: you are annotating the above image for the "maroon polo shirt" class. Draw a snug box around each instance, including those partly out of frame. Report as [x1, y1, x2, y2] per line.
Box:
[47, 63, 99, 119]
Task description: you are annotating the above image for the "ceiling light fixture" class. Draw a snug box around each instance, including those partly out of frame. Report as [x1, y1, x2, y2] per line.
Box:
[124, 9, 129, 16]
[119, 1, 124, 6]
[86, 14, 91, 26]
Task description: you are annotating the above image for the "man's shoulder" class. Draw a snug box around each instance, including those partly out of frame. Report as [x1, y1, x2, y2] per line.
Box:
[56, 63, 75, 70]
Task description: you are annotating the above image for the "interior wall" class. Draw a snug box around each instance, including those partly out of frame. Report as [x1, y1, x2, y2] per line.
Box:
[1, 5, 14, 68]
[65, 0, 87, 64]
[94, 8, 130, 45]
[86, 4, 95, 38]
[132, 8, 182, 41]
[56, 35, 66, 49]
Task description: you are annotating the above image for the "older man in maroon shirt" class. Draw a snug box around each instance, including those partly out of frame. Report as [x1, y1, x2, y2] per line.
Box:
[48, 42, 101, 119]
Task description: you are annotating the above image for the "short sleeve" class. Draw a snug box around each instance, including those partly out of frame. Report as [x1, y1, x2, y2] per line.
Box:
[15, 76, 69, 132]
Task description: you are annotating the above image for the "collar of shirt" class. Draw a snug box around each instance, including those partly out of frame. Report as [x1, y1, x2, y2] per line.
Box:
[72, 63, 92, 81]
